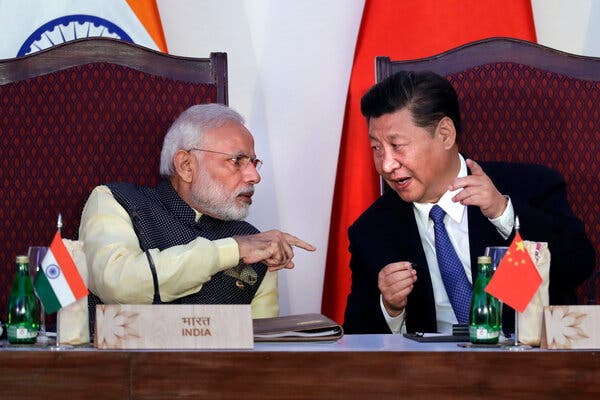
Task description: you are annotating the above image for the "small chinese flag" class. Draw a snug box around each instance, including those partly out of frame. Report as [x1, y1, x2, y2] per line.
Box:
[485, 232, 542, 313]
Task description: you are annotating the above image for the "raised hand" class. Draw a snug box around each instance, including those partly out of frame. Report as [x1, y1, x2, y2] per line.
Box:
[378, 261, 417, 317]
[234, 230, 316, 271]
[449, 158, 508, 219]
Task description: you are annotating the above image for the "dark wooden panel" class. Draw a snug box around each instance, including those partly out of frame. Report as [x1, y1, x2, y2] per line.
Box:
[0, 351, 130, 400]
[376, 37, 600, 81]
[2, 349, 599, 399]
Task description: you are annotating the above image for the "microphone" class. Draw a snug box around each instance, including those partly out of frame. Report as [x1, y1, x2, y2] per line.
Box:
[131, 208, 162, 304]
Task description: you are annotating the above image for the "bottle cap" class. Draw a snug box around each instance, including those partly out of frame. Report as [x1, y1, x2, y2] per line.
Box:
[478, 256, 492, 264]
[16, 255, 29, 263]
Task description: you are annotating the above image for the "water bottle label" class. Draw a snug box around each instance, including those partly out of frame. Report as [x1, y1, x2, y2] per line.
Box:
[470, 326, 500, 339]
[8, 325, 37, 339]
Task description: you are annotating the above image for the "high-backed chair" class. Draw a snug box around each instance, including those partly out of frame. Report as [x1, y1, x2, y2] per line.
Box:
[0, 38, 227, 322]
[376, 37, 599, 304]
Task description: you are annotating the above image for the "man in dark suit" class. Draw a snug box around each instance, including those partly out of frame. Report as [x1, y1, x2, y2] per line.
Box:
[343, 71, 595, 334]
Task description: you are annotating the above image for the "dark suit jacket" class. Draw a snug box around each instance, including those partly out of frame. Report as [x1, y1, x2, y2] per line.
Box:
[343, 161, 595, 334]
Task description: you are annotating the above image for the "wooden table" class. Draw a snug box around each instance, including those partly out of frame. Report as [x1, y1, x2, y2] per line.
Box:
[1, 334, 599, 399]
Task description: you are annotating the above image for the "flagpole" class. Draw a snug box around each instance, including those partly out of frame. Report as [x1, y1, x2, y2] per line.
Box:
[56, 213, 62, 347]
[514, 216, 520, 348]
[507, 215, 531, 351]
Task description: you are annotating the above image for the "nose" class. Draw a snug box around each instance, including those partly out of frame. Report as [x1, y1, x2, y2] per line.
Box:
[381, 149, 401, 174]
[243, 162, 261, 184]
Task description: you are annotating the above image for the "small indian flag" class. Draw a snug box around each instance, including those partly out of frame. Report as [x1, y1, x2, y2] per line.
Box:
[34, 231, 88, 314]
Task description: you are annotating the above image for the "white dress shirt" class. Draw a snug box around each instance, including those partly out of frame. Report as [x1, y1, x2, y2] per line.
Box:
[381, 154, 514, 333]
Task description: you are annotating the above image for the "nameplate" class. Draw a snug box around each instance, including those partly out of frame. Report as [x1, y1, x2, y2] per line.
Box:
[94, 304, 253, 349]
[540, 305, 600, 349]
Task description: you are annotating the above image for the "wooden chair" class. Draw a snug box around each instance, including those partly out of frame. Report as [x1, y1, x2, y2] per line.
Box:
[0, 38, 227, 322]
[376, 37, 600, 304]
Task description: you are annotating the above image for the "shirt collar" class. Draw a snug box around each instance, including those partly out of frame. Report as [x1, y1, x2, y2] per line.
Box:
[414, 153, 467, 224]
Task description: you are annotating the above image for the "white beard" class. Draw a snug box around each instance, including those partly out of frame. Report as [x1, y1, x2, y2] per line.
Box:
[190, 168, 252, 221]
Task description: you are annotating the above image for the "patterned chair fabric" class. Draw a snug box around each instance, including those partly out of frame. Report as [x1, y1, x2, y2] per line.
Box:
[0, 38, 228, 321]
[376, 37, 600, 304]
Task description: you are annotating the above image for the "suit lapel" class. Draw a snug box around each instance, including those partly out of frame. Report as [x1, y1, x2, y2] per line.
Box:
[384, 193, 429, 277]
[383, 193, 437, 332]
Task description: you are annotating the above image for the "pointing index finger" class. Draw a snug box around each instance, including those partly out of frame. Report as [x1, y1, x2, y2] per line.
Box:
[286, 234, 316, 252]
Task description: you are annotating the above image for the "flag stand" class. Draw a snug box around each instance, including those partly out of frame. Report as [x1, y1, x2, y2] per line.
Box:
[505, 310, 531, 351]
[49, 213, 72, 350]
[504, 216, 532, 351]
[55, 213, 62, 347]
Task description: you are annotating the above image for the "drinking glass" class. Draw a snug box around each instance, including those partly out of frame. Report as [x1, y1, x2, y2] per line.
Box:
[484, 246, 508, 272]
[28, 246, 49, 343]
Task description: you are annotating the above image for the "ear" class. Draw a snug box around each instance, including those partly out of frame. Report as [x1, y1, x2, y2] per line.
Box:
[173, 149, 195, 183]
[435, 116, 457, 149]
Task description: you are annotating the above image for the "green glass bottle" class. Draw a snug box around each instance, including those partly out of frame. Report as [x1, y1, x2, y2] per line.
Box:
[469, 256, 501, 344]
[7, 255, 39, 344]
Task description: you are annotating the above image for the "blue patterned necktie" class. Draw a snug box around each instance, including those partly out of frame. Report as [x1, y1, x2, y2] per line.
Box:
[429, 205, 472, 324]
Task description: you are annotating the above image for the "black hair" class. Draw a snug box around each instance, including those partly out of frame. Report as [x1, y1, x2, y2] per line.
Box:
[360, 70, 461, 139]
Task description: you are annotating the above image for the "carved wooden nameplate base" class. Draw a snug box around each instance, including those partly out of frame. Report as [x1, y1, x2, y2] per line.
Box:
[540, 305, 600, 349]
[94, 304, 253, 349]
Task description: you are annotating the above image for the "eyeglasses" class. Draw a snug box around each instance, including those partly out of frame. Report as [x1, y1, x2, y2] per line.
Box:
[188, 148, 263, 170]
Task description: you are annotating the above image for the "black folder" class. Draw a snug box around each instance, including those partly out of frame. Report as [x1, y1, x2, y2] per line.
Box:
[253, 313, 343, 342]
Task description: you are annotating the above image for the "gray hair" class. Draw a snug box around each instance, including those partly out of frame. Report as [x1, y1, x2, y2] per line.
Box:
[159, 103, 245, 177]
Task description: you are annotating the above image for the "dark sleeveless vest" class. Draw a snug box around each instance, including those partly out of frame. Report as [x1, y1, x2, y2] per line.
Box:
[87, 180, 267, 337]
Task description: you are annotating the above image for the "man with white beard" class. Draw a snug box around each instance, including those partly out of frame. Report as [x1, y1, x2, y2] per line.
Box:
[80, 104, 315, 334]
